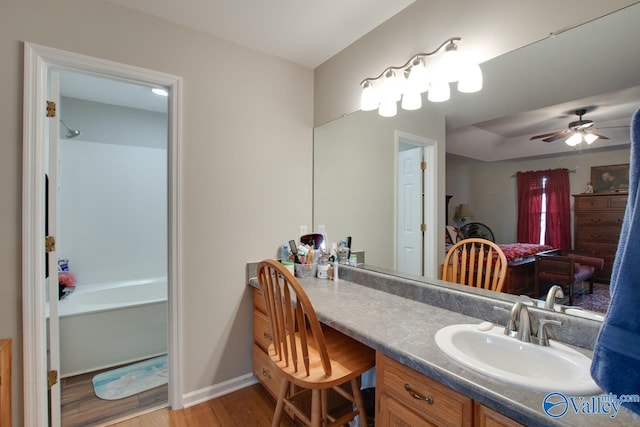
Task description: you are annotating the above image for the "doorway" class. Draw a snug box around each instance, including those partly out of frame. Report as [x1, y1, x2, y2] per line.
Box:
[394, 132, 438, 278]
[22, 43, 183, 426]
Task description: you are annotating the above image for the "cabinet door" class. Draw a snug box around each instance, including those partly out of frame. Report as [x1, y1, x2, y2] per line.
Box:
[474, 402, 523, 427]
[378, 391, 439, 427]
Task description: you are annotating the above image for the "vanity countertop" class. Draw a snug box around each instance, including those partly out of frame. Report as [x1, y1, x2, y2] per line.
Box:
[247, 269, 633, 426]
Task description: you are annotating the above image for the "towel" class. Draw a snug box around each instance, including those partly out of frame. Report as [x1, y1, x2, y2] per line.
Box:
[591, 108, 640, 415]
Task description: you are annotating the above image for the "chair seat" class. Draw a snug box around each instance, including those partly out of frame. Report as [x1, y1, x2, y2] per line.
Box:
[269, 325, 375, 390]
[539, 264, 595, 285]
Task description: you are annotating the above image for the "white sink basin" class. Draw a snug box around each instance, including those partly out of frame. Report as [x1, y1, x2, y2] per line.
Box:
[434, 323, 601, 395]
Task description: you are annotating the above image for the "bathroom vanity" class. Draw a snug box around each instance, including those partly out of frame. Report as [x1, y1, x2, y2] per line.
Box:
[247, 264, 629, 426]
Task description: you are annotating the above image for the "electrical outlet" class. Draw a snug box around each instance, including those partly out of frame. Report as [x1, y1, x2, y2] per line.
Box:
[299, 225, 308, 236]
[317, 224, 325, 234]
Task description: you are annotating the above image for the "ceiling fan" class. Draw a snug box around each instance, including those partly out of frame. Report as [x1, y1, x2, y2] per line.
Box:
[529, 109, 610, 146]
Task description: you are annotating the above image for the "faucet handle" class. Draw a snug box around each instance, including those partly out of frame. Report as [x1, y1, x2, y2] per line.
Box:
[535, 319, 562, 346]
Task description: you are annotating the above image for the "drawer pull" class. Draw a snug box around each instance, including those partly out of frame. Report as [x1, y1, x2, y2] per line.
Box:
[404, 383, 433, 404]
[263, 332, 272, 341]
[262, 368, 272, 379]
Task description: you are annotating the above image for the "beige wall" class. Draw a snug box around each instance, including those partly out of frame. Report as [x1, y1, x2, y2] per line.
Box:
[446, 148, 632, 244]
[0, 0, 313, 423]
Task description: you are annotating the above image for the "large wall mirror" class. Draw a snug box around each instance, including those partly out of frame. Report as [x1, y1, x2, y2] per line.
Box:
[313, 4, 640, 319]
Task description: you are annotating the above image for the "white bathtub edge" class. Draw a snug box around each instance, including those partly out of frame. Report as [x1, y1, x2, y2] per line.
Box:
[182, 373, 258, 408]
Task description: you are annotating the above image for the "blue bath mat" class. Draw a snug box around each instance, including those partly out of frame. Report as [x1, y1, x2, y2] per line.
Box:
[92, 354, 168, 400]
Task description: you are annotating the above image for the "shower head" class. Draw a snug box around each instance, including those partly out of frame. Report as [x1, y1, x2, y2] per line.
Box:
[60, 119, 81, 139]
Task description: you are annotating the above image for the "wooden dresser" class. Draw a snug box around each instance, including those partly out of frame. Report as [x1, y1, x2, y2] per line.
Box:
[573, 193, 627, 282]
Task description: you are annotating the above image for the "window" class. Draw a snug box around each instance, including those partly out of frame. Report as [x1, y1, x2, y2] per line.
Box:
[517, 169, 571, 248]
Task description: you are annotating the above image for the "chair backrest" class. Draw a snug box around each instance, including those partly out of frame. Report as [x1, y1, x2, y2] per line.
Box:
[257, 259, 332, 377]
[535, 254, 576, 285]
[442, 238, 508, 292]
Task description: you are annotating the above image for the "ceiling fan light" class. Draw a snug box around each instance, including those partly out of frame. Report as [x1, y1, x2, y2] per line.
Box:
[457, 63, 483, 93]
[566, 132, 583, 146]
[584, 133, 599, 144]
[360, 82, 379, 111]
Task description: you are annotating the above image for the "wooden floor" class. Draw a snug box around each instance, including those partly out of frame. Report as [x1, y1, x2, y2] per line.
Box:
[108, 384, 297, 427]
[61, 367, 168, 427]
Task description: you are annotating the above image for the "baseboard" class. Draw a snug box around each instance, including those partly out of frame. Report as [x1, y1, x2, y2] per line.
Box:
[182, 373, 259, 408]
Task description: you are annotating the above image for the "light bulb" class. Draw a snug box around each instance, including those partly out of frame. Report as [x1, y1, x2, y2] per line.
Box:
[428, 79, 450, 102]
[378, 99, 397, 117]
[380, 71, 402, 103]
[401, 91, 422, 110]
[584, 133, 599, 144]
[407, 60, 430, 93]
[457, 63, 483, 93]
[566, 132, 583, 146]
[441, 43, 462, 83]
[360, 82, 379, 111]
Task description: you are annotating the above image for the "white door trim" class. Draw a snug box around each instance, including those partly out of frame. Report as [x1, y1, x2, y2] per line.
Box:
[22, 42, 183, 426]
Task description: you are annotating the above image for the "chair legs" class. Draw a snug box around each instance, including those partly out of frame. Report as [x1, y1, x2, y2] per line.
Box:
[351, 378, 368, 427]
[272, 379, 290, 427]
[271, 377, 370, 427]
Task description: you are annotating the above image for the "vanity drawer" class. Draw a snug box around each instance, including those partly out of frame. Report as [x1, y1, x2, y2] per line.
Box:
[377, 352, 472, 427]
[252, 343, 284, 398]
[253, 309, 273, 352]
[253, 287, 267, 314]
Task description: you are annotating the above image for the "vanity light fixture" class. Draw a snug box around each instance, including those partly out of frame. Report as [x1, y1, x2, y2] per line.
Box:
[359, 37, 482, 117]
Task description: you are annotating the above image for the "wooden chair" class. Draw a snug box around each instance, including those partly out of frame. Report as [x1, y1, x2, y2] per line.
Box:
[441, 238, 508, 292]
[257, 259, 375, 427]
[534, 252, 604, 305]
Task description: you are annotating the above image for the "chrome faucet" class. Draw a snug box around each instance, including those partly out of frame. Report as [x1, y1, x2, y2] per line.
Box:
[504, 302, 532, 343]
[544, 285, 564, 310]
[505, 301, 563, 346]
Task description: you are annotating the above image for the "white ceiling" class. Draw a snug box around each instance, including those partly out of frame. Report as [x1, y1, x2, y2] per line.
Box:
[63, 0, 640, 161]
[103, 0, 415, 69]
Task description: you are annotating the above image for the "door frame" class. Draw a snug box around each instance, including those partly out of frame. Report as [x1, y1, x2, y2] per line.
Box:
[393, 131, 438, 278]
[22, 42, 183, 426]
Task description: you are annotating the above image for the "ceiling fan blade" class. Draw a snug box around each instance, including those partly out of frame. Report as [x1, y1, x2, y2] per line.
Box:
[543, 132, 570, 143]
[543, 130, 573, 142]
[589, 132, 610, 140]
[529, 130, 565, 140]
[596, 125, 630, 130]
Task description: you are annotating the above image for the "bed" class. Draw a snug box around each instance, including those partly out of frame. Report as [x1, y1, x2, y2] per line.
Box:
[498, 243, 557, 296]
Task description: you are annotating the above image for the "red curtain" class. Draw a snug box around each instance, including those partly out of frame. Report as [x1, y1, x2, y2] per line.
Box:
[516, 169, 571, 248]
[517, 170, 545, 244]
[544, 169, 571, 248]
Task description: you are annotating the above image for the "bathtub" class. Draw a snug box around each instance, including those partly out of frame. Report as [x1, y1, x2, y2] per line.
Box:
[50, 277, 168, 378]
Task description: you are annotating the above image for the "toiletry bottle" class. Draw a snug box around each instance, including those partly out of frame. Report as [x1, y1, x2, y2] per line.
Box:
[281, 243, 290, 261]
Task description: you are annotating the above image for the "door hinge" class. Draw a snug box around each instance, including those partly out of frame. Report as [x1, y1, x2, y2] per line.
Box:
[421, 224, 426, 232]
[48, 370, 58, 388]
[46, 101, 56, 118]
[45, 235, 56, 253]
[420, 161, 426, 170]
